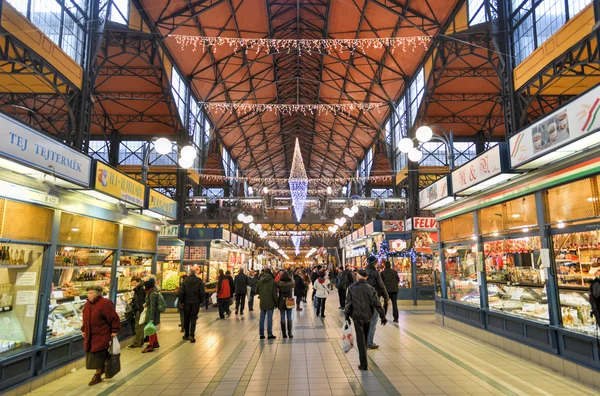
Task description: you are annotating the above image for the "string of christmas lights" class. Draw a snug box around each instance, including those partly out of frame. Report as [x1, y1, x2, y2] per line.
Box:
[198, 174, 392, 184]
[203, 102, 384, 116]
[170, 35, 432, 55]
[289, 138, 309, 222]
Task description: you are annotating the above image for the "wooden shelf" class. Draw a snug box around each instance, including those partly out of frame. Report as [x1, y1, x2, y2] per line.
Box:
[0, 265, 27, 269]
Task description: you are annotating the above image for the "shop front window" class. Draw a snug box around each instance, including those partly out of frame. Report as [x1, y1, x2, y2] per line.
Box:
[115, 253, 152, 320]
[553, 231, 598, 335]
[390, 256, 411, 288]
[484, 237, 548, 323]
[445, 244, 479, 306]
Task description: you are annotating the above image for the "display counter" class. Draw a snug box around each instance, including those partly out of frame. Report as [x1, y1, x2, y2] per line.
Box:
[444, 244, 479, 306]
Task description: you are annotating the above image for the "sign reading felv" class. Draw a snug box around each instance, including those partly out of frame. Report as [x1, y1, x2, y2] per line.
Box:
[0, 113, 91, 187]
[509, 84, 600, 168]
[419, 176, 448, 209]
[412, 217, 438, 231]
[451, 145, 502, 194]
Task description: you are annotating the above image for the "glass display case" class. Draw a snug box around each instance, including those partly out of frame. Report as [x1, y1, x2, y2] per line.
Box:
[484, 237, 547, 321]
[49, 247, 114, 340]
[415, 252, 434, 286]
[445, 245, 479, 306]
[0, 243, 44, 356]
[390, 256, 411, 288]
[115, 253, 152, 320]
[552, 231, 599, 335]
[159, 260, 181, 292]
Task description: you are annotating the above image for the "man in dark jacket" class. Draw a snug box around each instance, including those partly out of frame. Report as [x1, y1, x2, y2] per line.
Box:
[177, 269, 205, 343]
[128, 276, 146, 348]
[345, 270, 386, 371]
[257, 268, 278, 339]
[248, 270, 258, 312]
[380, 261, 400, 323]
[337, 266, 354, 309]
[294, 269, 305, 311]
[234, 268, 249, 315]
[365, 255, 389, 350]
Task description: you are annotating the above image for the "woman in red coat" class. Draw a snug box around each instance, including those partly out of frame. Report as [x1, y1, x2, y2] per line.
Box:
[81, 285, 121, 386]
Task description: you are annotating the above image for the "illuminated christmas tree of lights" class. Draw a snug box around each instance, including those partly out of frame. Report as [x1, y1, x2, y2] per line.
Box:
[288, 138, 308, 222]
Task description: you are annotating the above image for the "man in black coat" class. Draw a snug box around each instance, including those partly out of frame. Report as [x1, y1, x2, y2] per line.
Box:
[293, 269, 305, 311]
[177, 269, 205, 343]
[365, 255, 389, 349]
[128, 276, 146, 348]
[248, 270, 258, 312]
[345, 270, 386, 371]
[234, 268, 249, 315]
[337, 265, 354, 309]
[380, 261, 400, 323]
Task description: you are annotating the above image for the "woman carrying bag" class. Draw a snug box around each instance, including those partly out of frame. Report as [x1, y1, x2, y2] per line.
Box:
[277, 272, 295, 338]
[81, 285, 121, 386]
[142, 278, 161, 353]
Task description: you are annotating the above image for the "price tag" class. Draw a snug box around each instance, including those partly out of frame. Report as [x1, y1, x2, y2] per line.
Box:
[74, 296, 81, 302]
[50, 299, 57, 306]
[510, 288, 523, 300]
[26, 305, 35, 317]
[540, 248, 551, 268]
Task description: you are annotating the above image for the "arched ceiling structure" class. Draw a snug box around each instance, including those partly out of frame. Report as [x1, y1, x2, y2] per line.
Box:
[136, 0, 461, 181]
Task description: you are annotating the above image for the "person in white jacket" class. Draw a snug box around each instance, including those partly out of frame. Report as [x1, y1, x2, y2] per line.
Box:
[313, 271, 330, 317]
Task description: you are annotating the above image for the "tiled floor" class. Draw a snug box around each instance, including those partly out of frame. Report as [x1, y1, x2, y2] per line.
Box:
[28, 292, 597, 396]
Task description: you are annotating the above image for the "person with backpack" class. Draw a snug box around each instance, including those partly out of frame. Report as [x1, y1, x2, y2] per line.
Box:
[345, 270, 387, 370]
[257, 268, 278, 339]
[337, 266, 353, 309]
[128, 276, 146, 349]
[380, 261, 400, 323]
[177, 268, 205, 343]
[364, 255, 389, 349]
[142, 278, 162, 353]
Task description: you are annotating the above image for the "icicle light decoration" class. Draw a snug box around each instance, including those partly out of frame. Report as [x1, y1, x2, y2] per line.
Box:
[291, 235, 302, 256]
[203, 102, 384, 116]
[170, 35, 432, 55]
[289, 138, 309, 222]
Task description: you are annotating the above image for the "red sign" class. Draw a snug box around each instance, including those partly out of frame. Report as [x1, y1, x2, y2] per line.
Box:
[412, 217, 438, 230]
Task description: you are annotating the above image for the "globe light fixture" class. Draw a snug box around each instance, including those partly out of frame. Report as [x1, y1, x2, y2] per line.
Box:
[263, 187, 269, 194]
[237, 213, 245, 222]
[415, 125, 433, 143]
[154, 138, 172, 155]
[351, 205, 358, 214]
[249, 223, 256, 230]
[398, 137, 414, 153]
[245, 215, 254, 223]
[180, 145, 197, 160]
[178, 156, 194, 169]
[327, 186, 332, 195]
[408, 147, 423, 162]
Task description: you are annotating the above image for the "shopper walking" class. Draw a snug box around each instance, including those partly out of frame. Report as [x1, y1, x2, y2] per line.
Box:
[176, 273, 187, 332]
[234, 268, 249, 315]
[248, 270, 258, 312]
[313, 271, 330, 317]
[365, 255, 389, 349]
[177, 268, 205, 343]
[380, 260, 400, 323]
[311, 265, 321, 308]
[302, 272, 310, 302]
[142, 278, 161, 353]
[293, 269, 305, 311]
[344, 270, 387, 371]
[81, 286, 121, 386]
[337, 266, 353, 309]
[257, 268, 278, 339]
[128, 276, 145, 349]
[217, 270, 234, 319]
[277, 272, 295, 338]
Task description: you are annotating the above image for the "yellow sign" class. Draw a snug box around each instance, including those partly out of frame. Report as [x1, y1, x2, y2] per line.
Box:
[147, 189, 177, 219]
[94, 161, 145, 207]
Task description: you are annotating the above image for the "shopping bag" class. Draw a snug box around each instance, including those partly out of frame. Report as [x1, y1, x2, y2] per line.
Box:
[174, 297, 179, 308]
[144, 321, 156, 336]
[105, 339, 121, 379]
[109, 336, 120, 354]
[138, 308, 147, 325]
[341, 320, 354, 353]
[211, 292, 217, 305]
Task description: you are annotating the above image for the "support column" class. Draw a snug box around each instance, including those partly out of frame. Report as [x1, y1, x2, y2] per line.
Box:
[407, 160, 419, 217]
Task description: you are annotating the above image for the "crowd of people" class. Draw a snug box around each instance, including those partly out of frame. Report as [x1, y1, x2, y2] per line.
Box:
[79, 255, 402, 386]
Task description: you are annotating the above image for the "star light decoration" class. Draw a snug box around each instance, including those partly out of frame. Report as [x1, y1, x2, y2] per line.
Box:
[171, 35, 432, 55]
[288, 138, 309, 222]
[204, 102, 384, 116]
[291, 235, 302, 256]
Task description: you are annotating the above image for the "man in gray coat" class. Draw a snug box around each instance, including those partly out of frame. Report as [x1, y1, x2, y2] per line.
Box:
[234, 268, 249, 315]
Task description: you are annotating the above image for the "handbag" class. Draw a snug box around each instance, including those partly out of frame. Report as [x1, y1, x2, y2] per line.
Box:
[341, 320, 354, 353]
[105, 337, 121, 379]
[138, 307, 147, 325]
[285, 297, 295, 309]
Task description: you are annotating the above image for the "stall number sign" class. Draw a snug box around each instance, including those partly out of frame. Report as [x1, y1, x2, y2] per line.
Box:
[406, 217, 438, 231]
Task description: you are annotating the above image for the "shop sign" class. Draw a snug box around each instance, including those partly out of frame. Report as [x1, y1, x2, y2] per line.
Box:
[0, 113, 91, 187]
[419, 176, 449, 209]
[0, 180, 59, 207]
[382, 220, 404, 232]
[406, 217, 438, 231]
[509, 84, 600, 169]
[159, 225, 179, 237]
[390, 240, 407, 252]
[412, 232, 438, 249]
[346, 246, 368, 258]
[94, 161, 145, 207]
[364, 222, 374, 235]
[451, 145, 502, 194]
[147, 189, 177, 219]
[222, 229, 231, 242]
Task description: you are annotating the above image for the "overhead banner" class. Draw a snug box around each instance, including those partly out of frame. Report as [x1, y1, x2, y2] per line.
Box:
[419, 176, 449, 209]
[451, 145, 502, 194]
[94, 161, 145, 207]
[0, 112, 91, 187]
[382, 220, 404, 232]
[509, 84, 600, 169]
[147, 189, 177, 219]
[405, 217, 438, 231]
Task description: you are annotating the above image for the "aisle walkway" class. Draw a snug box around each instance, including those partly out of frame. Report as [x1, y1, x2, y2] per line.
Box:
[28, 293, 597, 396]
